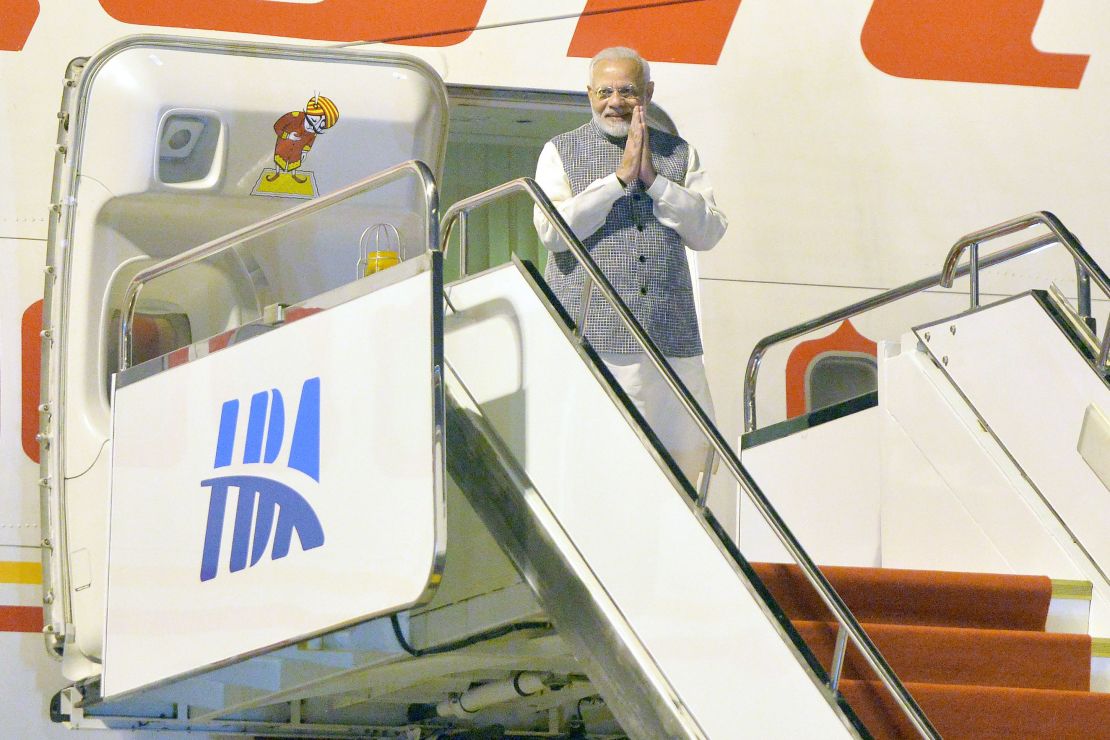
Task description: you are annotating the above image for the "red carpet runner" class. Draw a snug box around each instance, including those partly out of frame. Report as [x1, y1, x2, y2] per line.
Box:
[752, 563, 1110, 739]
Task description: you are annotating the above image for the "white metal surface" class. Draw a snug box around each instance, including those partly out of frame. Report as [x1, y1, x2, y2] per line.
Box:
[103, 268, 440, 698]
[880, 324, 1110, 632]
[0, 239, 44, 548]
[444, 263, 852, 738]
[740, 408, 882, 567]
[913, 296, 1110, 624]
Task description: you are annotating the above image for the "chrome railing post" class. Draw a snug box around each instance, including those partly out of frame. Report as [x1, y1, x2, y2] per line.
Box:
[743, 352, 761, 433]
[1035, 212, 1110, 372]
[968, 241, 980, 309]
[696, 448, 715, 508]
[1076, 263, 1093, 329]
[575, 277, 594, 340]
[119, 283, 141, 370]
[829, 624, 850, 693]
[459, 210, 470, 277]
[1100, 325, 1110, 372]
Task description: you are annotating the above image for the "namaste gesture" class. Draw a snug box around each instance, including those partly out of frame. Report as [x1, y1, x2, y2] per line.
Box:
[616, 105, 656, 188]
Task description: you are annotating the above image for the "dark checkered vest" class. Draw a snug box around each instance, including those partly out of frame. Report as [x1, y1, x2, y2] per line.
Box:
[545, 121, 702, 356]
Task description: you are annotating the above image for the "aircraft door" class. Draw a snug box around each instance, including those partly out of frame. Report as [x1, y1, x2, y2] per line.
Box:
[39, 35, 448, 677]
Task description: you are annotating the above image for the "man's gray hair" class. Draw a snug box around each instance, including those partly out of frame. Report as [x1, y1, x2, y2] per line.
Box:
[588, 47, 651, 86]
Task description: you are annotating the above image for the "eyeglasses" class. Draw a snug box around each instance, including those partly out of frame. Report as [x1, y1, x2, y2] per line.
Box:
[590, 85, 640, 101]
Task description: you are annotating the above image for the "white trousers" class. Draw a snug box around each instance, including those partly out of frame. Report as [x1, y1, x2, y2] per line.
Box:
[599, 352, 716, 485]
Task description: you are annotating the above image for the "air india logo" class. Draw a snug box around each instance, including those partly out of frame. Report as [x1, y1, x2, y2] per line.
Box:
[198, 377, 325, 582]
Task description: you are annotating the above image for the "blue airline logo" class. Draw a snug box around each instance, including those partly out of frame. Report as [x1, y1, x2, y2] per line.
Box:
[199, 377, 325, 582]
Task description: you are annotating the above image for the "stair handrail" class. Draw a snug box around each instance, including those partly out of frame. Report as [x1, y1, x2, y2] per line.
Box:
[941, 211, 1110, 371]
[118, 160, 439, 371]
[441, 178, 941, 739]
[744, 210, 1104, 433]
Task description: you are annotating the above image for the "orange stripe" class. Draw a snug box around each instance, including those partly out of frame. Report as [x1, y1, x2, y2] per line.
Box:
[0, 606, 42, 633]
[21, 300, 43, 464]
[0, 561, 42, 584]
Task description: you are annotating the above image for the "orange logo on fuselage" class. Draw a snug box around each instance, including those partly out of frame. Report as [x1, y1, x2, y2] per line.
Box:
[862, 0, 1088, 89]
[0, 1, 1093, 90]
[1, 0, 39, 51]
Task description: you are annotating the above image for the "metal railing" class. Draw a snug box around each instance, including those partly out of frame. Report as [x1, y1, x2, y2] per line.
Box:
[744, 211, 1107, 433]
[119, 160, 439, 371]
[941, 211, 1110, 370]
[440, 177, 940, 739]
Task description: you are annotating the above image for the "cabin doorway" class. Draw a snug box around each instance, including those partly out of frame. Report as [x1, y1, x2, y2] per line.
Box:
[442, 86, 677, 282]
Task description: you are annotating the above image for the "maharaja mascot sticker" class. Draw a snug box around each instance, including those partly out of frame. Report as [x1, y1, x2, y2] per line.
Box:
[252, 95, 340, 199]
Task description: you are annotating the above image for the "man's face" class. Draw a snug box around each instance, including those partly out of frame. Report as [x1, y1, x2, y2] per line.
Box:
[588, 58, 653, 137]
[305, 114, 326, 134]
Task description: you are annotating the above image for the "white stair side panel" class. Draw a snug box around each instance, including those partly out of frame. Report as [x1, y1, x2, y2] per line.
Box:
[1093, 656, 1110, 693]
[879, 338, 1110, 632]
[444, 264, 852, 739]
[1046, 597, 1093, 635]
[878, 391, 1013, 574]
[740, 408, 882, 567]
[0, 239, 44, 548]
[918, 296, 1110, 589]
[103, 265, 440, 698]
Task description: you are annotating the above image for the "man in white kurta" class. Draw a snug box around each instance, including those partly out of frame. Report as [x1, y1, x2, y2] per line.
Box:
[533, 46, 728, 484]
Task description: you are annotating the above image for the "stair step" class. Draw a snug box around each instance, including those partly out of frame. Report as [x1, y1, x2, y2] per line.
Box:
[753, 562, 1051, 631]
[796, 620, 1091, 691]
[840, 680, 1110, 739]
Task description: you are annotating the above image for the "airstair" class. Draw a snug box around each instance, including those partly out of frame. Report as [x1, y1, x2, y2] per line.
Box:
[740, 212, 1110, 737]
[57, 168, 910, 737]
[36, 35, 1110, 740]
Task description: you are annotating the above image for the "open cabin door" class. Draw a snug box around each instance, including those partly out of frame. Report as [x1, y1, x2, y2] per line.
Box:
[40, 35, 449, 694]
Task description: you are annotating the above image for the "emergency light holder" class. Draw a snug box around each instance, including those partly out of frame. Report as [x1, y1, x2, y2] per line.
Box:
[357, 222, 402, 277]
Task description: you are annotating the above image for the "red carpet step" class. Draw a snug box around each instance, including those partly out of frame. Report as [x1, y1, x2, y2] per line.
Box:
[752, 562, 1102, 737]
[795, 620, 1091, 691]
[841, 680, 1110, 739]
[752, 562, 1052, 630]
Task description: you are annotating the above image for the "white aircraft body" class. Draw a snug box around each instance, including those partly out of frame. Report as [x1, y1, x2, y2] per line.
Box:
[2, 1, 1109, 737]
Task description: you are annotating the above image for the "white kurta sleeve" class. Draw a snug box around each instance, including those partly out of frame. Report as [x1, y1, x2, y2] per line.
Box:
[533, 141, 624, 253]
[644, 144, 728, 252]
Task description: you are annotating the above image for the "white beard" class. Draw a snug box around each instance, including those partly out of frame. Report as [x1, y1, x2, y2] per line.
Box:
[592, 109, 630, 137]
